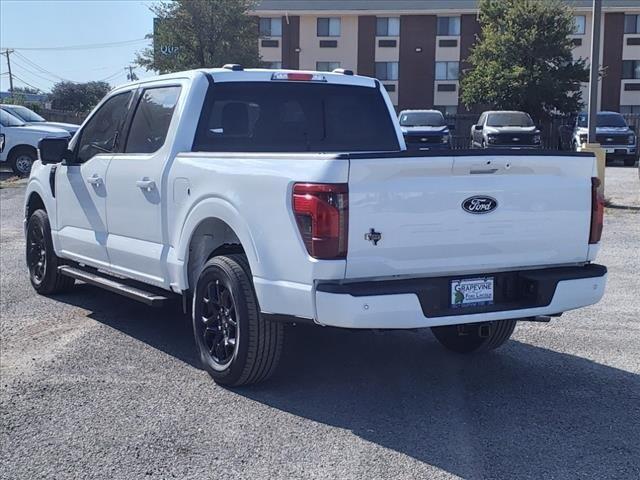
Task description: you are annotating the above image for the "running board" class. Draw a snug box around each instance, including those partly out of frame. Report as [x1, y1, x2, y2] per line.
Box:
[58, 266, 171, 307]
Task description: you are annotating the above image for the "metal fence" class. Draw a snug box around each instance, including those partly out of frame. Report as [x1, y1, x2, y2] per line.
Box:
[40, 109, 86, 125]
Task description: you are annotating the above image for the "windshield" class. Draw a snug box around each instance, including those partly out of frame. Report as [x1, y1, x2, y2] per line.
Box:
[399, 111, 445, 127]
[486, 112, 533, 127]
[0, 109, 26, 127]
[2, 105, 46, 122]
[577, 113, 627, 128]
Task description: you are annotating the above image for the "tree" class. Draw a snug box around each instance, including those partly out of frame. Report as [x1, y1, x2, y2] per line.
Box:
[136, 0, 260, 74]
[49, 81, 111, 112]
[460, 0, 589, 120]
[12, 86, 42, 95]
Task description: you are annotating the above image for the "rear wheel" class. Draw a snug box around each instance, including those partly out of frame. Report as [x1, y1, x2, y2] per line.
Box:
[26, 209, 75, 294]
[192, 254, 283, 386]
[431, 319, 517, 354]
[624, 157, 636, 167]
[10, 147, 37, 177]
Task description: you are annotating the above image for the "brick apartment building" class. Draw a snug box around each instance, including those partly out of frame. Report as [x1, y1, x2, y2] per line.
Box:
[253, 0, 640, 113]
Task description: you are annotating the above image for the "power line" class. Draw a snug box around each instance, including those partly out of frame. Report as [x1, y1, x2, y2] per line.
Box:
[8, 38, 149, 51]
[10, 58, 60, 85]
[10, 74, 47, 93]
[13, 51, 72, 82]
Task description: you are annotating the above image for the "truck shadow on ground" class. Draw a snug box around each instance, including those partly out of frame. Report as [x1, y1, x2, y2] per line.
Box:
[59, 285, 640, 479]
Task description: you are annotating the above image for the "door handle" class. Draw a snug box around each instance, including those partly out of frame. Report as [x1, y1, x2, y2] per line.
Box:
[136, 178, 156, 191]
[86, 174, 103, 186]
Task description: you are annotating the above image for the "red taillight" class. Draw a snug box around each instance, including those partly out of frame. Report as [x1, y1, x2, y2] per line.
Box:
[292, 183, 348, 259]
[589, 177, 604, 244]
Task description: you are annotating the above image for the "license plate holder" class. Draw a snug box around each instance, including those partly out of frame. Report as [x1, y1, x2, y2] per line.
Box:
[451, 277, 494, 308]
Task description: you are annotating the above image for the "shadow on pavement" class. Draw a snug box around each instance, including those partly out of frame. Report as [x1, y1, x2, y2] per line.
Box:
[54, 284, 639, 479]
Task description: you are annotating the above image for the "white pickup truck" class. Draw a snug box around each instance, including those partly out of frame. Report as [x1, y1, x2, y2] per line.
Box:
[25, 67, 607, 386]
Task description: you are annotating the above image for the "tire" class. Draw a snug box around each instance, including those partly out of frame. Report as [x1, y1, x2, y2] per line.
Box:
[26, 209, 75, 294]
[624, 157, 636, 167]
[10, 147, 37, 177]
[192, 254, 283, 386]
[431, 319, 517, 354]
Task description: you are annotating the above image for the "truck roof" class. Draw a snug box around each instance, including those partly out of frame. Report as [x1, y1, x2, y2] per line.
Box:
[111, 67, 378, 92]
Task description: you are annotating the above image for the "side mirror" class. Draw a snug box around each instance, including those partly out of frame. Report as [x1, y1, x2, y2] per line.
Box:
[448, 124, 456, 131]
[474, 125, 483, 131]
[38, 137, 70, 164]
[629, 125, 635, 132]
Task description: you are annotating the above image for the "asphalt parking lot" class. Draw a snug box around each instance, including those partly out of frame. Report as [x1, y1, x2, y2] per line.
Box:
[1, 166, 639, 480]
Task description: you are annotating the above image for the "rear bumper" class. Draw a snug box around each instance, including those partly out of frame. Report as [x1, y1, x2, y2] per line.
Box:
[315, 264, 606, 329]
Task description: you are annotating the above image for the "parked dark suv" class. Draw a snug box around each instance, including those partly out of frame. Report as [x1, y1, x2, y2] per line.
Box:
[398, 109, 452, 150]
[471, 111, 542, 149]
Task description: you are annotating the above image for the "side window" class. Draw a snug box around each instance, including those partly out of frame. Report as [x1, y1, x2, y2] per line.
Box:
[76, 91, 132, 163]
[124, 86, 181, 154]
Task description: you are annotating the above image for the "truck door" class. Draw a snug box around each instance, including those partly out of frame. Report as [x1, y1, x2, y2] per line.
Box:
[55, 91, 133, 268]
[104, 85, 182, 287]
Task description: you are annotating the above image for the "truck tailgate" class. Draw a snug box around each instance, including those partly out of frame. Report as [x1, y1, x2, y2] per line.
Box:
[346, 153, 594, 279]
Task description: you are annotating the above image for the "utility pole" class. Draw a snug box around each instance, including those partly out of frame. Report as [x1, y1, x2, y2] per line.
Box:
[583, 0, 605, 195]
[587, 0, 602, 144]
[125, 65, 138, 82]
[2, 49, 15, 95]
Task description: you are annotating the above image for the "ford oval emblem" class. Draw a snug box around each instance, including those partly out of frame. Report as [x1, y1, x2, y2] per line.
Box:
[462, 196, 498, 214]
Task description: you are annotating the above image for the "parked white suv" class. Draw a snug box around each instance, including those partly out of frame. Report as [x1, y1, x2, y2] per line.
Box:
[1, 104, 79, 134]
[24, 67, 607, 386]
[0, 109, 70, 176]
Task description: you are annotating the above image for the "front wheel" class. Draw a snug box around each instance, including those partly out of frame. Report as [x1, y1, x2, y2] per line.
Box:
[431, 319, 517, 354]
[192, 254, 283, 386]
[26, 209, 75, 294]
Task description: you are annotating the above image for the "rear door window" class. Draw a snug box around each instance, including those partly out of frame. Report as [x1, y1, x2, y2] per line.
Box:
[125, 86, 181, 154]
[193, 82, 399, 152]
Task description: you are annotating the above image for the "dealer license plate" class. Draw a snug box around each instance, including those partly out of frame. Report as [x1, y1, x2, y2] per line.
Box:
[451, 277, 494, 308]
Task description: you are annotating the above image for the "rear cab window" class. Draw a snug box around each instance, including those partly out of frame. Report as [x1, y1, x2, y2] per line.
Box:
[192, 81, 399, 153]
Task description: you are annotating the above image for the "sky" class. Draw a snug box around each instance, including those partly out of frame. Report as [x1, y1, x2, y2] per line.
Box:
[0, 0, 161, 93]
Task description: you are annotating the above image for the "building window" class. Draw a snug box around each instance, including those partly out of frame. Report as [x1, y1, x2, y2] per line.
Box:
[437, 17, 460, 36]
[622, 60, 640, 80]
[317, 17, 341, 37]
[435, 105, 458, 116]
[573, 15, 586, 35]
[435, 61, 459, 80]
[375, 62, 399, 81]
[259, 18, 282, 37]
[376, 17, 400, 36]
[264, 61, 282, 69]
[316, 61, 340, 72]
[620, 105, 640, 114]
[624, 14, 640, 34]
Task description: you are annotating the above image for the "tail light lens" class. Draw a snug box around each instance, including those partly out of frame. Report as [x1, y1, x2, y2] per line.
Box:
[589, 177, 604, 244]
[292, 183, 348, 259]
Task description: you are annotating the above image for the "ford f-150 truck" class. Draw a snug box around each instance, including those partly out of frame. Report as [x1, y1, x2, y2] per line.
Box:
[471, 110, 542, 149]
[398, 109, 452, 151]
[25, 67, 607, 386]
[558, 111, 637, 166]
